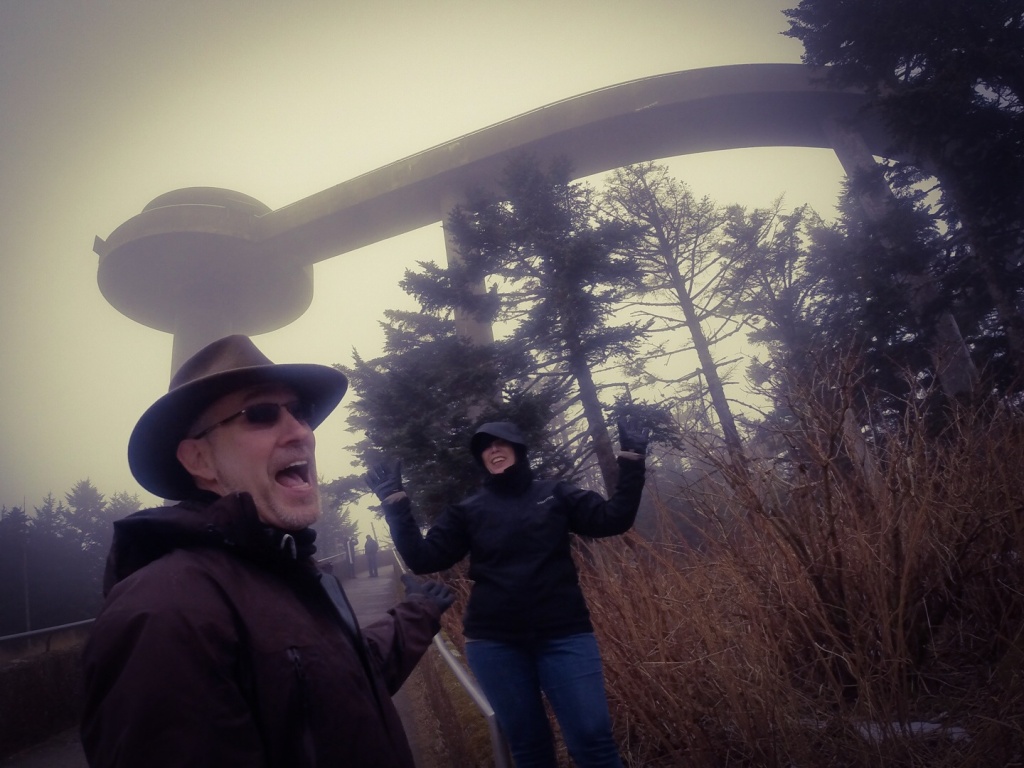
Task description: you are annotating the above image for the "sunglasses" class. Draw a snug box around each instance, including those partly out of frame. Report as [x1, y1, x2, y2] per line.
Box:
[190, 400, 316, 440]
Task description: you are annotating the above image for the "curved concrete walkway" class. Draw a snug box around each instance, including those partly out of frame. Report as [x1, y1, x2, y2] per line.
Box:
[94, 63, 888, 370]
[341, 565, 432, 767]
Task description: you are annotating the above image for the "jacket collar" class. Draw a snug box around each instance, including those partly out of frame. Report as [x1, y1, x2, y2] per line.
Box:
[102, 492, 317, 595]
[483, 459, 534, 496]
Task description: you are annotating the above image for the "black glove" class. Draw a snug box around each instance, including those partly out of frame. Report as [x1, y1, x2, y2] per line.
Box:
[617, 418, 651, 456]
[401, 573, 455, 614]
[365, 458, 403, 501]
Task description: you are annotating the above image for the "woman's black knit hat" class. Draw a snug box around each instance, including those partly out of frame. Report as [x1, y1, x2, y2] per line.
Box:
[469, 421, 528, 468]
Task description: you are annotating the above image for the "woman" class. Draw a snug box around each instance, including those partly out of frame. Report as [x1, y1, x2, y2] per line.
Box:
[365, 420, 648, 768]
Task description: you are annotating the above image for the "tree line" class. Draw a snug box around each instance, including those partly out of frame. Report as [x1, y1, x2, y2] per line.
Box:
[341, 0, 1024, 524]
[339, 3, 1024, 759]
[5, 0, 1021, 644]
[0, 481, 134, 635]
[0, 479, 362, 635]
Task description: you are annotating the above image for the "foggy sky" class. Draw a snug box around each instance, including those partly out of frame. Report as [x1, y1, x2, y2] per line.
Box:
[0, 0, 844, 531]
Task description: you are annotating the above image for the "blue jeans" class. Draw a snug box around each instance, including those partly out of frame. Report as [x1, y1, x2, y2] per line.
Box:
[465, 633, 623, 768]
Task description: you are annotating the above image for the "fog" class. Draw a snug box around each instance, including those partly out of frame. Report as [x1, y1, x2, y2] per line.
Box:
[0, 0, 845, 532]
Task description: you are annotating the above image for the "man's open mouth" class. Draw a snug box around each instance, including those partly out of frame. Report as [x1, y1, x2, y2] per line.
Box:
[276, 460, 311, 488]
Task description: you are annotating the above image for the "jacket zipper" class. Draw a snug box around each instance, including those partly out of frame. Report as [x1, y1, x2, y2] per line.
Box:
[286, 647, 316, 767]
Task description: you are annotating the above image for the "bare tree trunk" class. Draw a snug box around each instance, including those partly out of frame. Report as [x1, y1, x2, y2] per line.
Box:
[441, 193, 495, 348]
[624, 164, 747, 460]
[441, 193, 497, 422]
[667, 263, 745, 459]
[570, 352, 619, 494]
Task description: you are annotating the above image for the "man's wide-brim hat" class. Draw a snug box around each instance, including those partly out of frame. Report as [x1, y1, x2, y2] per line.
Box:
[128, 334, 348, 500]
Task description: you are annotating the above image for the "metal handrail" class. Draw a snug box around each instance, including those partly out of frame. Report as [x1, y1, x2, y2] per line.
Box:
[0, 618, 95, 666]
[394, 558, 512, 768]
[0, 618, 94, 645]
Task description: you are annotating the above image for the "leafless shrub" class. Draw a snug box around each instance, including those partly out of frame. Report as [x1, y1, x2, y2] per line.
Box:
[420, 362, 1024, 766]
[579, 366, 1024, 766]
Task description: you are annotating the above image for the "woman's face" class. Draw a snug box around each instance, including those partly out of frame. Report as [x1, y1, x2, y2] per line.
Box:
[481, 438, 517, 475]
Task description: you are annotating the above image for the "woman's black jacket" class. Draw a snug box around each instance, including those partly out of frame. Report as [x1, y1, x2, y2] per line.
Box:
[382, 455, 645, 642]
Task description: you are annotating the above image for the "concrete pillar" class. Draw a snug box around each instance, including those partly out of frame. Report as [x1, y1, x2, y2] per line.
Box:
[439, 191, 495, 346]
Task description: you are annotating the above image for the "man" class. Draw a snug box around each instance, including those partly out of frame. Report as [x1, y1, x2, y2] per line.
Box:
[365, 533, 380, 577]
[81, 335, 453, 768]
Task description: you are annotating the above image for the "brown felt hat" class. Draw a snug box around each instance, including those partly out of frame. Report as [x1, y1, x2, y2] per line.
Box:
[128, 335, 348, 500]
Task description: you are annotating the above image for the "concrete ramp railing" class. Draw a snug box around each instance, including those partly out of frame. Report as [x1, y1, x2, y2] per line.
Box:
[0, 619, 94, 664]
[394, 558, 512, 768]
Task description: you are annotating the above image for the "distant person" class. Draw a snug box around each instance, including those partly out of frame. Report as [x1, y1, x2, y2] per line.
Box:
[346, 535, 358, 578]
[365, 534, 380, 577]
[366, 420, 648, 768]
[81, 335, 454, 768]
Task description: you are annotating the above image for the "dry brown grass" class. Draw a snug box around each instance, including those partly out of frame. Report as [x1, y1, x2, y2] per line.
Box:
[399, 570, 501, 767]
[402, 642, 495, 768]
[418, 377, 1024, 766]
[580, 389, 1024, 767]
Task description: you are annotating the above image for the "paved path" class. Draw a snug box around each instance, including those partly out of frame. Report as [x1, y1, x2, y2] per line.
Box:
[342, 565, 433, 767]
[0, 729, 85, 768]
[343, 562, 404, 625]
[1, 565, 426, 768]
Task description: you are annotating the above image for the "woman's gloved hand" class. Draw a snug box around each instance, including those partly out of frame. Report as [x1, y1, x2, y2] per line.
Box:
[617, 418, 651, 456]
[364, 458, 403, 501]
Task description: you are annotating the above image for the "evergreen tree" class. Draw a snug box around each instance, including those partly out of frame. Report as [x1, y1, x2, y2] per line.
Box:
[25, 494, 90, 629]
[106, 491, 141, 519]
[31, 492, 70, 539]
[722, 183, 947, 425]
[720, 200, 824, 364]
[784, 0, 1024, 381]
[0, 506, 31, 634]
[63, 480, 119, 619]
[601, 162, 747, 459]
[316, 476, 361, 562]
[343, 308, 564, 522]
[65, 479, 108, 552]
[408, 154, 649, 493]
